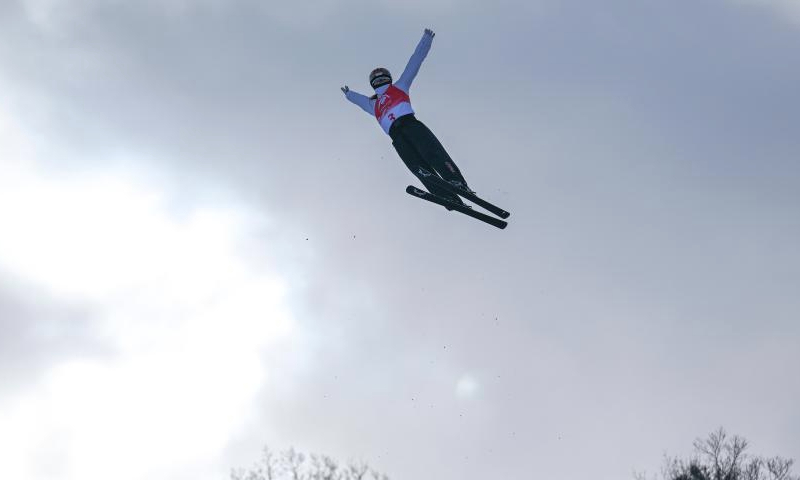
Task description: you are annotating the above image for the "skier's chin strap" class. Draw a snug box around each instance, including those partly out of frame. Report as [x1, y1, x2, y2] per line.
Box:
[372, 84, 391, 98]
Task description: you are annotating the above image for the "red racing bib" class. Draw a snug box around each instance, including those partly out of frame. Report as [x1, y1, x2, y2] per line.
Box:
[373, 85, 415, 134]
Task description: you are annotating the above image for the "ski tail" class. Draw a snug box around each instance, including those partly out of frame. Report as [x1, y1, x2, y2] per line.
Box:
[406, 186, 508, 229]
[416, 169, 510, 219]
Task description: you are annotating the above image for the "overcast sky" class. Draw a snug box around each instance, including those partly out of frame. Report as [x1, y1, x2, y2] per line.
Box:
[1, 1, 799, 479]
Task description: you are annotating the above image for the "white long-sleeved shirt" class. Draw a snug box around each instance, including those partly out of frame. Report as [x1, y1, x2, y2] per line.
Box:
[345, 32, 434, 129]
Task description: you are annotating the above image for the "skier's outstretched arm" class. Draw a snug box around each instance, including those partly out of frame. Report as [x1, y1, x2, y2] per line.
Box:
[395, 28, 435, 93]
[341, 86, 374, 115]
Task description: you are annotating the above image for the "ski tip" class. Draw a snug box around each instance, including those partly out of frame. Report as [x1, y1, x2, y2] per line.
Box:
[406, 185, 424, 196]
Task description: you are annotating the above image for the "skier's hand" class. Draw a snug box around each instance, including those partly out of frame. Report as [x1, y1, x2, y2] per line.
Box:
[424, 28, 435, 38]
[341, 85, 350, 95]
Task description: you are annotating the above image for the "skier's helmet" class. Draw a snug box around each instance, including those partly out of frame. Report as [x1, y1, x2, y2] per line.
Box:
[369, 68, 392, 89]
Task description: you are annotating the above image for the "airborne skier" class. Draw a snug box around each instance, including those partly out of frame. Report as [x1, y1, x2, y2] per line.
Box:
[341, 29, 510, 228]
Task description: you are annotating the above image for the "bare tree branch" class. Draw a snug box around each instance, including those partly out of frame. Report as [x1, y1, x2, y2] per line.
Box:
[766, 457, 797, 480]
[638, 429, 796, 480]
[283, 447, 307, 480]
[232, 446, 387, 480]
[344, 461, 368, 480]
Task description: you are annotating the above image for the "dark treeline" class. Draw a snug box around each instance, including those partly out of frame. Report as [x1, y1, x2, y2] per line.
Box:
[231, 446, 388, 480]
[636, 428, 797, 480]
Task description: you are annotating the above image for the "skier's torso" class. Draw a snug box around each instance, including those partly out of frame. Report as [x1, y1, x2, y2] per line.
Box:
[373, 85, 415, 134]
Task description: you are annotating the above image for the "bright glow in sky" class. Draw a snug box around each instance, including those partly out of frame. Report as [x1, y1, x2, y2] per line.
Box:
[0, 142, 295, 480]
[455, 373, 479, 400]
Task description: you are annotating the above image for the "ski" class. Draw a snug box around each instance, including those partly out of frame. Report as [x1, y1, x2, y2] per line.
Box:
[406, 186, 508, 229]
[417, 169, 510, 219]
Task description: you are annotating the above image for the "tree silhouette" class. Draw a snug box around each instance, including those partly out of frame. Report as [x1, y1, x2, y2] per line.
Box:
[636, 428, 797, 480]
[231, 446, 388, 480]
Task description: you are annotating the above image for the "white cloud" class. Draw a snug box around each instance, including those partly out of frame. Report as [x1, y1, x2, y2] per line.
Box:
[374, 0, 461, 13]
[17, 0, 344, 33]
[732, 0, 800, 25]
[0, 104, 36, 174]
[16, 0, 471, 35]
[0, 112, 297, 480]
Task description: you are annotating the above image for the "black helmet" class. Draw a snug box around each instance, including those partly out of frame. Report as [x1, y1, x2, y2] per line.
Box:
[369, 68, 392, 89]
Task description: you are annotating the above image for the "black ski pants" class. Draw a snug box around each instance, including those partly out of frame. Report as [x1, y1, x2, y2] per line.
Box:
[389, 114, 468, 204]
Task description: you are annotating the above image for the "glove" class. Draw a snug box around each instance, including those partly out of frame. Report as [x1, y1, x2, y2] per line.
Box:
[341, 85, 350, 94]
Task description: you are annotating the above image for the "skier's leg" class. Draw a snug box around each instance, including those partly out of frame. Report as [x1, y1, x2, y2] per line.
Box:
[392, 135, 464, 205]
[405, 119, 471, 189]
